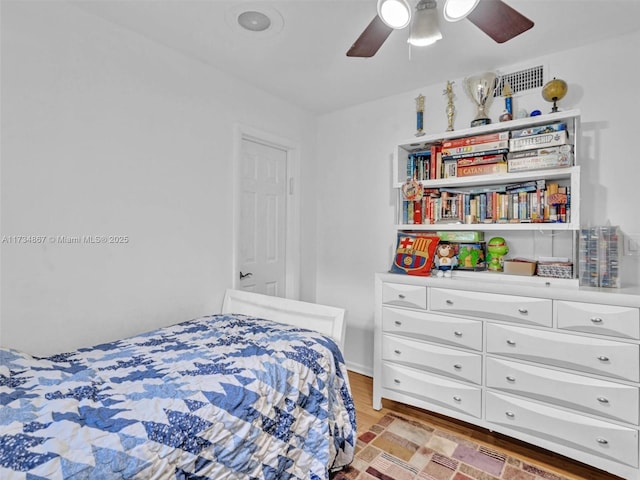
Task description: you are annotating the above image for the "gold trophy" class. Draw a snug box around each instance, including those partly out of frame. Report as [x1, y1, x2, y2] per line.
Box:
[464, 72, 497, 127]
[443, 80, 455, 131]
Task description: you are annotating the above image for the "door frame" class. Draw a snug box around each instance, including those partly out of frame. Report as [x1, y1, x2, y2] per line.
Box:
[231, 124, 300, 300]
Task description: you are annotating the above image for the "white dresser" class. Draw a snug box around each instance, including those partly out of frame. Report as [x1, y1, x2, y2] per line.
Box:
[374, 272, 640, 479]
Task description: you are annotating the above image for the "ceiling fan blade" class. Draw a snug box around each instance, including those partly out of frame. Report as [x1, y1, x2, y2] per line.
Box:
[466, 0, 534, 43]
[346, 15, 394, 57]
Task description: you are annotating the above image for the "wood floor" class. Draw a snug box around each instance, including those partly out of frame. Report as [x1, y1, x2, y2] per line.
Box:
[348, 370, 623, 480]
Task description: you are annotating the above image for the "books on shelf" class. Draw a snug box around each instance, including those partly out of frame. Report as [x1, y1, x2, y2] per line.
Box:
[401, 113, 575, 181]
[407, 150, 431, 180]
[399, 180, 571, 226]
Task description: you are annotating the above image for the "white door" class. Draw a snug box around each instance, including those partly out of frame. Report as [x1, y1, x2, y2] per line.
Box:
[236, 138, 288, 296]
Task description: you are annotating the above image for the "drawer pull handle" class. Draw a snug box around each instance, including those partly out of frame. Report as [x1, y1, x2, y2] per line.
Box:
[597, 355, 610, 362]
[506, 376, 516, 382]
[596, 438, 609, 445]
[446, 299, 454, 305]
[394, 349, 402, 355]
[394, 321, 402, 326]
[505, 411, 515, 418]
[518, 308, 528, 314]
[394, 379, 401, 384]
[597, 396, 609, 404]
[453, 364, 462, 370]
[398, 294, 406, 299]
[454, 331, 463, 337]
[590, 317, 603, 324]
[453, 395, 461, 402]
[506, 339, 517, 346]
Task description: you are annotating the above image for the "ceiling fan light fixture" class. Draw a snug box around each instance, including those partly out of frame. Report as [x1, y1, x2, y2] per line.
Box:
[408, 0, 442, 46]
[443, 0, 480, 22]
[377, 0, 412, 29]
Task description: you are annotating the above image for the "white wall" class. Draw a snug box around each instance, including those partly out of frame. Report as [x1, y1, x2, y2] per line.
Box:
[0, 1, 319, 355]
[316, 30, 640, 375]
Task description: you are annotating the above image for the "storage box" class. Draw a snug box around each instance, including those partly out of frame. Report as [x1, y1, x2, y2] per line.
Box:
[537, 261, 573, 279]
[503, 259, 537, 276]
[436, 231, 485, 242]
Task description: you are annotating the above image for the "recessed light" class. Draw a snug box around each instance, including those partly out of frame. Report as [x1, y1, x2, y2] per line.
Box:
[225, 4, 284, 38]
[238, 11, 271, 32]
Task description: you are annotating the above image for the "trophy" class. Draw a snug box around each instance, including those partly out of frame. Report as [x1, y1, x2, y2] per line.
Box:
[415, 94, 425, 137]
[464, 72, 498, 127]
[443, 80, 455, 131]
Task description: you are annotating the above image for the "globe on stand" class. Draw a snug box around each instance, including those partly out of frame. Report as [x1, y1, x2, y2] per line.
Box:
[542, 78, 568, 113]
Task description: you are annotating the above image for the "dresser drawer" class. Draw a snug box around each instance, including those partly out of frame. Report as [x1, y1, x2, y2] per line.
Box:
[487, 323, 640, 382]
[486, 392, 639, 467]
[487, 357, 640, 425]
[556, 301, 640, 340]
[430, 288, 552, 327]
[383, 334, 482, 384]
[382, 306, 482, 350]
[382, 362, 481, 418]
[382, 282, 427, 309]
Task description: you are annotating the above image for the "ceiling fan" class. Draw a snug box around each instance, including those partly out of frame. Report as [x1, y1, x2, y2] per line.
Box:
[346, 0, 534, 58]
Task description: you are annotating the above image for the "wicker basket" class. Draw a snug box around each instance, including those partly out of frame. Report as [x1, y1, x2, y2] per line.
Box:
[536, 262, 573, 279]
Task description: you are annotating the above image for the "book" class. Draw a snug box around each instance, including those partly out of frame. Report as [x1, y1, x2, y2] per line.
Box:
[442, 147, 509, 161]
[442, 131, 509, 148]
[442, 139, 509, 157]
[457, 153, 506, 167]
[509, 130, 570, 152]
[430, 143, 442, 179]
[456, 162, 508, 177]
[505, 179, 546, 193]
[510, 122, 566, 139]
[407, 151, 431, 180]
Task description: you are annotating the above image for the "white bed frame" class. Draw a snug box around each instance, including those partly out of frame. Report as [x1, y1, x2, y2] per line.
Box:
[221, 289, 346, 351]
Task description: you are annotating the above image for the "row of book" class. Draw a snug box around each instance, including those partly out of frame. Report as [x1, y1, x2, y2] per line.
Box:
[406, 121, 573, 181]
[401, 180, 570, 225]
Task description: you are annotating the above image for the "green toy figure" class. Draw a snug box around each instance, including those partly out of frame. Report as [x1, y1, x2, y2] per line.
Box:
[487, 237, 509, 272]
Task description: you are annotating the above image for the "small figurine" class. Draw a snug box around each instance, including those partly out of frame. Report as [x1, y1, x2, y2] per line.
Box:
[434, 243, 458, 277]
[487, 237, 509, 272]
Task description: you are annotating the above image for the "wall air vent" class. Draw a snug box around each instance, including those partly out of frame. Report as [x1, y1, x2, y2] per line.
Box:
[494, 65, 544, 97]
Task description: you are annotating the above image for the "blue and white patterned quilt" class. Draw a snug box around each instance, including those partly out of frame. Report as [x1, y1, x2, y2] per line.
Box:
[0, 314, 356, 479]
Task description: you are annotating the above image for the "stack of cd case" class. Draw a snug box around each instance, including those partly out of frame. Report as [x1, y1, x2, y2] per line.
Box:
[579, 226, 621, 288]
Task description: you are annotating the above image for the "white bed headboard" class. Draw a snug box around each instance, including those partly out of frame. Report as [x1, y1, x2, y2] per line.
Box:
[221, 289, 346, 351]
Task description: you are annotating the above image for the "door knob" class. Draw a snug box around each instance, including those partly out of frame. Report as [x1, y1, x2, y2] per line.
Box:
[239, 271, 253, 279]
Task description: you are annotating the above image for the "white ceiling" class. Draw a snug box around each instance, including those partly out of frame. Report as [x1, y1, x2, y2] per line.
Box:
[70, 0, 640, 114]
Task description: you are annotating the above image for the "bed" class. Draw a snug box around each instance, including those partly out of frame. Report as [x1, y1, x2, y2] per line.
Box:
[0, 289, 355, 479]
